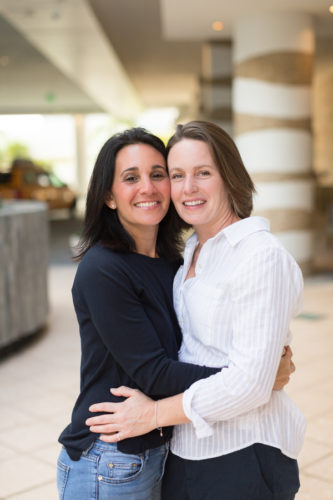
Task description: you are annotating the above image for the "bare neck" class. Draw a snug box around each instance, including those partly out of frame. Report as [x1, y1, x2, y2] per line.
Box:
[131, 226, 159, 258]
[194, 211, 240, 246]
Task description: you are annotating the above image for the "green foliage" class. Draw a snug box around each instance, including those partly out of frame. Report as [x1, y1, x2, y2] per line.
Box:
[0, 141, 31, 170]
[6, 141, 30, 160]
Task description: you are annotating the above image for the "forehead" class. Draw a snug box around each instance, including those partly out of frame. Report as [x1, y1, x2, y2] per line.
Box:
[116, 143, 166, 168]
[168, 139, 215, 167]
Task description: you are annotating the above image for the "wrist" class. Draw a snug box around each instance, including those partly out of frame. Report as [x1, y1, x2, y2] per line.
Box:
[154, 400, 163, 436]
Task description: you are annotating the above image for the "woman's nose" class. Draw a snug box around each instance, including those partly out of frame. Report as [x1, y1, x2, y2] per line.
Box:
[183, 175, 198, 194]
[140, 176, 157, 195]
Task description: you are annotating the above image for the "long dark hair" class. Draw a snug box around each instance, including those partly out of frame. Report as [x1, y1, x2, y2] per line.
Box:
[76, 128, 185, 261]
[166, 121, 255, 218]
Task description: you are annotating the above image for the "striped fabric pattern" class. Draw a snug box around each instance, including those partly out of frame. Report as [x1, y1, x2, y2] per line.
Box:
[171, 217, 306, 460]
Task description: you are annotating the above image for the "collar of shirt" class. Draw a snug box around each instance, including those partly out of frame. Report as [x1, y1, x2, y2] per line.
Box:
[182, 216, 270, 279]
[185, 216, 270, 251]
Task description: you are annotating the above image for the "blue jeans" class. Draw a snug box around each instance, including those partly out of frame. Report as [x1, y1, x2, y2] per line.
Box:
[57, 439, 169, 500]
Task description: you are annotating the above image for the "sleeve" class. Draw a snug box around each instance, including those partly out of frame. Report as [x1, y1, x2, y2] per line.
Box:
[77, 255, 220, 397]
[182, 246, 304, 438]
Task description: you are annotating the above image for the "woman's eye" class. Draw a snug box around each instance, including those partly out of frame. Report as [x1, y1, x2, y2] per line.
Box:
[151, 172, 166, 179]
[124, 175, 138, 182]
[170, 173, 183, 180]
[198, 170, 210, 177]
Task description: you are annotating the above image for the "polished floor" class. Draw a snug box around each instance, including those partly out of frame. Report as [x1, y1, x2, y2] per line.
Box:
[0, 223, 332, 499]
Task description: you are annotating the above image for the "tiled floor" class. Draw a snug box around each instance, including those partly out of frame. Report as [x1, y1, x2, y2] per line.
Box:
[0, 264, 332, 499]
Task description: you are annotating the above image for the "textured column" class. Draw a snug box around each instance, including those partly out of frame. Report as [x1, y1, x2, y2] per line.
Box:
[0, 201, 48, 348]
[200, 41, 233, 136]
[233, 13, 314, 272]
[313, 36, 333, 185]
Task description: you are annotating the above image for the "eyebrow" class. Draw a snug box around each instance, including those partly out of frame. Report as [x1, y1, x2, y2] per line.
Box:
[120, 165, 166, 176]
[169, 164, 212, 172]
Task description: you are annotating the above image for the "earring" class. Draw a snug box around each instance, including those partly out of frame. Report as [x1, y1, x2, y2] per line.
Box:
[110, 202, 116, 210]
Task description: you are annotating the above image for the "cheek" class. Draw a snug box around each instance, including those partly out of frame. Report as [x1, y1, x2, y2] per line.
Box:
[111, 184, 136, 209]
[160, 179, 171, 200]
[170, 183, 182, 204]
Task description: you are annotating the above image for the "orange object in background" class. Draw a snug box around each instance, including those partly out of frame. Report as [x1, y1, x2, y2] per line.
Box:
[0, 159, 76, 213]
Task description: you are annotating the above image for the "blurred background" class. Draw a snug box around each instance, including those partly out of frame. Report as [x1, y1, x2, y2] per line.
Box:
[0, 1, 333, 499]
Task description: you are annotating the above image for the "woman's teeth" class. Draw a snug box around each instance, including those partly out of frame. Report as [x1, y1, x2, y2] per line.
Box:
[135, 201, 159, 207]
[184, 200, 205, 206]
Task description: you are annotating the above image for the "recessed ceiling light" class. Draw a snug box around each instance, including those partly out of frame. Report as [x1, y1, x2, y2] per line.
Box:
[329, 4, 333, 13]
[212, 21, 224, 31]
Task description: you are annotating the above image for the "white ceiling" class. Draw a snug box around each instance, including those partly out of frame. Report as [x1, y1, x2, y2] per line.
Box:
[0, 0, 142, 119]
[0, 15, 103, 114]
[161, 0, 333, 39]
[89, 0, 203, 110]
[0, 0, 332, 116]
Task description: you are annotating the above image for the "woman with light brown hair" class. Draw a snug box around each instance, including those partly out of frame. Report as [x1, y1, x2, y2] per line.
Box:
[87, 121, 305, 500]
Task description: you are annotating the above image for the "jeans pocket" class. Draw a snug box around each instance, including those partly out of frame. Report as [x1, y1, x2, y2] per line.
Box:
[57, 458, 70, 500]
[274, 450, 300, 495]
[250, 445, 274, 498]
[97, 450, 145, 484]
[253, 444, 300, 497]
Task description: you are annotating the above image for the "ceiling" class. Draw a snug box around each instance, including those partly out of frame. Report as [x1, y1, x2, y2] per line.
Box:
[0, 0, 332, 117]
[0, 15, 103, 114]
[89, 0, 202, 111]
[160, 0, 333, 39]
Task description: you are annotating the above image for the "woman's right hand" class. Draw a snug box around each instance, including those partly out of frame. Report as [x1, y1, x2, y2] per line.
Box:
[86, 386, 156, 442]
[273, 346, 295, 391]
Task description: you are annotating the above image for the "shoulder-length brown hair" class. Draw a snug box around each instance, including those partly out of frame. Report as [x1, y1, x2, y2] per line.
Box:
[166, 121, 255, 219]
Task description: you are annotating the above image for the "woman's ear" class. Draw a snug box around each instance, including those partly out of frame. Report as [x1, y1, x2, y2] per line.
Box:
[105, 193, 116, 210]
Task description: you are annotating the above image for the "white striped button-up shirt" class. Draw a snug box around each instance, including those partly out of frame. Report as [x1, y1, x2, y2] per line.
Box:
[171, 216, 306, 460]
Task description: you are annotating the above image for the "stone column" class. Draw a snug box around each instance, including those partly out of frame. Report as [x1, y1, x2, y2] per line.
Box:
[74, 114, 87, 216]
[313, 35, 333, 185]
[312, 32, 333, 269]
[200, 41, 233, 137]
[233, 13, 314, 272]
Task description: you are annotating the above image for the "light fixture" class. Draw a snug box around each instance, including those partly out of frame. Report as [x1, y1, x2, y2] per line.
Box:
[211, 21, 224, 31]
[329, 4, 333, 13]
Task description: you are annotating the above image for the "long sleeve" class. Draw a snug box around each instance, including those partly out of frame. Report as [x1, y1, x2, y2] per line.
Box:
[182, 246, 303, 437]
[76, 252, 219, 398]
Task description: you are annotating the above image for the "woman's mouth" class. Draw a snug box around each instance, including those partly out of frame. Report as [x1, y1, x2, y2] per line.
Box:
[134, 201, 160, 208]
[183, 200, 206, 207]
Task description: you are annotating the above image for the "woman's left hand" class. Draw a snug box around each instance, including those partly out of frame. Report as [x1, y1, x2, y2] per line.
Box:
[86, 386, 156, 442]
[273, 346, 295, 390]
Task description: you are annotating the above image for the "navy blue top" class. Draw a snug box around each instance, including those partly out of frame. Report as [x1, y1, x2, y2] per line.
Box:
[59, 244, 219, 459]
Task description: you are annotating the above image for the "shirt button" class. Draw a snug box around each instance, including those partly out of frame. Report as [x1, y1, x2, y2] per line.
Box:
[132, 463, 137, 468]
[108, 463, 114, 468]
[98, 475, 103, 481]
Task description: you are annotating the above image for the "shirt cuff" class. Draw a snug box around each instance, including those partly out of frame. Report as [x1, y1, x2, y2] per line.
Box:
[182, 384, 214, 439]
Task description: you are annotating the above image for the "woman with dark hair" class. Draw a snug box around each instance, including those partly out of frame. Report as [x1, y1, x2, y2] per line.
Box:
[57, 127, 226, 500]
[87, 121, 305, 500]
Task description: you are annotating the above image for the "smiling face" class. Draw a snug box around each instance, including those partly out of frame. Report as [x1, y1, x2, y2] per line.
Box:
[106, 143, 170, 238]
[168, 138, 235, 237]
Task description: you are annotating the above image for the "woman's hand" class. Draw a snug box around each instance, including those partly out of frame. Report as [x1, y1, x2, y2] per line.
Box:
[273, 346, 295, 390]
[86, 386, 156, 442]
